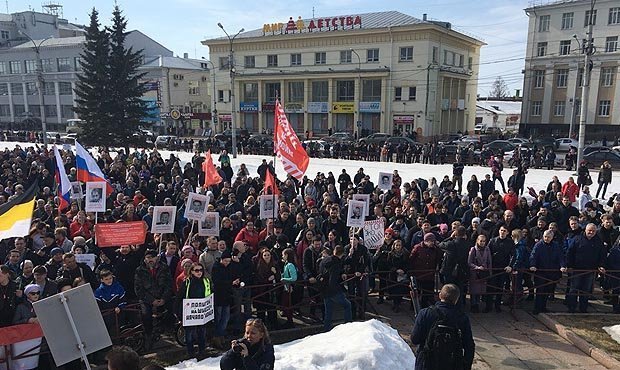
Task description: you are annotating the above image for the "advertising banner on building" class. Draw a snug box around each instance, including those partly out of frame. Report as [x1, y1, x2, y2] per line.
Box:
[284, 102, 304, 113]
[307, 102, 329, 113]
[359, 102, 381, 113]
[332, 102, 355, 113]
[240, 102, 259, 112]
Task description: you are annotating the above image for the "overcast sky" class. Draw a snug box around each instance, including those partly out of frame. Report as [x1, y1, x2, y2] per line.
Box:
[15, 0, 536, 96]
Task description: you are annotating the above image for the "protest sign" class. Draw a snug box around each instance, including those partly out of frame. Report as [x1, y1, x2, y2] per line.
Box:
[75, 254, 96, 270]
[182, 295, 215, 326]
[346, 200, 366, 228]
[94, 221, 147, 247]
[363, 219, 385, 250]
[352, 194, 370, 216]
[152, 206, 176, 234]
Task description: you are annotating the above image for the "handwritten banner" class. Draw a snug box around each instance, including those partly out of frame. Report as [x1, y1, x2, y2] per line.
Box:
[182, 295, 214, 326]
[94, 221, 147, 247]
[363, 219, 384, 250]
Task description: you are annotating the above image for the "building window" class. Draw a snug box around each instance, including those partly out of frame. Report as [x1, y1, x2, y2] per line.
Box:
[605, 36, 618, 52]
[598, 100, 611, 116]
[57, 58, 72, 72]
[0, 83, 7, 95]
[531, 101, 542, 116]
[264, 82, 280, 102]
[539, 15, 550, 32]
[601, 67, 615, 87]
[399, 47, 413, 62]
[188, 81, 200, 96]
[340, 50, 352, 64]
[556, 69, 569, 87]
[336, 80, 355, 101]
[44, 105, 57, 117]
[577, 68, 584, 87]
[10, 83, 22, 95]
[288, 81, 304, 102]
[219, 57, 229, 70]
[536, 42, 547, 57]
[367, 48, 379, 62]
[408, 86, 417, 101]
[25, 60, 37, 74]
[267, 55, 278, 67]
[74, 57, 82, 72]
[315, 52, 326, 65]
[244, 56, 255, 68]
[41, 59, 53, 72]
[25, 82, 37, 95]
[609, 7, 620, 25]
[9, 61, 21, 74]
[394, 87, 402, 101]
[585, 9, 597, 26]
[61, 105, 74, 118]
[31, 104, 41, 116]
[311, 81, 328, 102]
[58, 82, 72, 95]
[0, 61, 6, 75]
[534, 70, 545, 88]
[553, 101, 566, 116]
[0, 105, 9, 116]
[243, 83, 258, 102]
[290, 53, 302, 66]
[432, 47, 439, 64]
[559, 40, 571, 55]
[217, 90, 227, 102]
[0, 30, 8, 39]
[561, 12, 574, 29]
[13, 105, 25, 116]
[43, 82, 55, 95]
[362, 79, 381, 101]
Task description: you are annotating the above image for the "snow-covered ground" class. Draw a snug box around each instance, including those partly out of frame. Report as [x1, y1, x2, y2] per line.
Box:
[603, 325, 620, 345]
[167, 319, 415, 370]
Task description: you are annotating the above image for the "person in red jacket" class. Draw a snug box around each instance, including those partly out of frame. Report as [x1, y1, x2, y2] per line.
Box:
[502, 187, 519, 211]
[561, 176, 580, 203]
[69, 211, 93, 240]
[234, 220, 260, 254]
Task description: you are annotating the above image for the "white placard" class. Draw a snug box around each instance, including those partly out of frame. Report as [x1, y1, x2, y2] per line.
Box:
[346, 199, 366, 228]
[85, 181, 106, 213]
[182, 295, 215, 326]
[378, 172, 393, 190]
[70, 182, 83, 200]
[352, 194, 370, 216]
[152, 206, 177, 234]
[198, 212, 220, 237]
[75, 253, 96, 270]
[259, 195, 278, 220]
[363, 219, 385, 250]
[184, 192, 209, 221]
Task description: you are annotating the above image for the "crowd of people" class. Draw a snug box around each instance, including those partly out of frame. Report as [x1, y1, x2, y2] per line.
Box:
[0, 140, 618, 369]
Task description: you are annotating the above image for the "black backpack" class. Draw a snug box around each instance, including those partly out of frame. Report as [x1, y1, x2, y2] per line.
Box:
[419, 306, 464, 370]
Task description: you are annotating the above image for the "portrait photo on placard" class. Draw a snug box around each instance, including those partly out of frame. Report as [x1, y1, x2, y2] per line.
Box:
[184, 192, 209, 221]
[378, 172, 393, 190]
[346, 199, 366, 228]
[70, 181, 83, 200]
[199, 212, 220, 236]
[85, 181, 106, 213]
[259, 195, 278, 220]
[352, 193, 370, 216]
[152, 206, 177, 234]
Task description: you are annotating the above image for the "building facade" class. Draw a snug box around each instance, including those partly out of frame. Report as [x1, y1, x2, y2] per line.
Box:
[522, 0, 620, 138]
[0, 10, 213, 134]
[203, 11, 483, 138]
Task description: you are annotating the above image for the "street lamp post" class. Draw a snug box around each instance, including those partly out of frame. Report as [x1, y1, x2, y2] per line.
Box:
[350, 49, 361, 137]
[19, 31, 50, 146]
[217, 23, 244, 158]
[576, 0, 595, 167]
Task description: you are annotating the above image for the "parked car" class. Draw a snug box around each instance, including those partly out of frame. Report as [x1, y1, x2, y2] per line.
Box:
[384, 136, 420, 147]
[555, 138, 579, 151]
[248, 133, 273, 146]
[474, 124, 484, 134]
[154, 135, 180, 150]
[322, 132, 355, 143]
[303, 139, 329, 157]
[507, 137, 532, 145]
[532, 137, 557, 150]
[358, 133, 391, 145]
[437, 133, 463, 145]
[214, 129, 250, 147]
[583, 145, 610, 156]
[483, 140, 516, 155]
[583, 150, 620, 169]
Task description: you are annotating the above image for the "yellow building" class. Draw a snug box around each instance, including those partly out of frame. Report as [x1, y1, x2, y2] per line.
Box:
[202, 11, 484, 138]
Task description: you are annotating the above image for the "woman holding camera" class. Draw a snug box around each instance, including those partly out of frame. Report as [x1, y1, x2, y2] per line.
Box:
[220, 318, 275, 370]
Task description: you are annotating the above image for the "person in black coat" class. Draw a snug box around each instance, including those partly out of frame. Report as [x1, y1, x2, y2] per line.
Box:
[343, 236, 371, 319]
[486, 226, 515, 312]
[606, 242, 620, 314]
[220, 318, 275, 370]
[0, 265, 17, 327]
[211, 251, 239, 347]
[411, 284, 475, 370]
[318, 245, 352, 331]
[529, 230, 566, 314]
[177, 262, 212, 356]
[438, 226, 471, 305]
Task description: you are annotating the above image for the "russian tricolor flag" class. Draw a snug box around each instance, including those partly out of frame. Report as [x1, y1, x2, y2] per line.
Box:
[75, 141, 113, 194]
[53, 145, 72, 211]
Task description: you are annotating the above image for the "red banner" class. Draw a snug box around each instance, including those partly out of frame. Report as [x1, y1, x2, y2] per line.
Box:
[95, 221, 147, 247]
[0, 323, 44, 346]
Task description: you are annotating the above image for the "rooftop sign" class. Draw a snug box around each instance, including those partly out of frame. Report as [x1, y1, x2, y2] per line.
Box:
[263, 15, 362, 35]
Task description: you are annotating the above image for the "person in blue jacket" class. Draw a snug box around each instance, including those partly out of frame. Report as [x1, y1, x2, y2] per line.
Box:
[529, 230, 566, 314]
[220, 318, 275, 370]
[94, 269, 127, 336]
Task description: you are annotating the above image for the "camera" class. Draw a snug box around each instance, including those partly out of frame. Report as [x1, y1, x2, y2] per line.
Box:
[232, 338, 250, 353]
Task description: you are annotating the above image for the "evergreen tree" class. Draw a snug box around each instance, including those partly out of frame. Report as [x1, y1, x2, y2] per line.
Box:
[73, 8, 111, 145]
[107, 5, 148, 150]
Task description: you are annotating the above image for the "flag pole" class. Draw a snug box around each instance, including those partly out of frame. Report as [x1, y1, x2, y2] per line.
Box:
[272, 93, 279, 222]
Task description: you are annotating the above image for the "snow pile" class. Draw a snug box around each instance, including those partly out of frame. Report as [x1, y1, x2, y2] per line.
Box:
[603, 325, 620, 345]
[167, 319, 415, 370]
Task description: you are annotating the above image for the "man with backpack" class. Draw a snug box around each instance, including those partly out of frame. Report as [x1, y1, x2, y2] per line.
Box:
[410, 284, 475, 370]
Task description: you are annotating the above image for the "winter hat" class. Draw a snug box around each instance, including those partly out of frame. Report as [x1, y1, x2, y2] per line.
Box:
[181, 245, 194, 254]
[385, 228, 395, 235]
[424, 233, 436, 242]
[221, 250, 232, 259]
[181, 258, 193, 267]
[24, 284, 40, 296]
[50, 247, 63, 256]
[439, 224, 449, 232]
[471, 217, 481, 224]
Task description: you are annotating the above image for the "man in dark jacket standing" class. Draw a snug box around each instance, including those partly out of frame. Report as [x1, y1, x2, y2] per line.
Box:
[529, 230, 566, 314]
[411, 284, 475, 370]
[486, 226, 514, 312]
[438, 226, 470, 305]
[319, 245, 352, 331]
[566, 223, 606, 313]
[134, 249, 173, 349]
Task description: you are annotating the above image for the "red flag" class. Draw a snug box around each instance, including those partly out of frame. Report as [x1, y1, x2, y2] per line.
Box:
[263, 170, 280, 195]
[274, 99, 309, 180]
[202, 150, 223, 188]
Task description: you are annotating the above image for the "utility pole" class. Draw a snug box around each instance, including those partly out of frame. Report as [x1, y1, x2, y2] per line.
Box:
[217, 23, 244, 158]
[577, 0, 595, 166]
[202, 59, 217, 135]
[350, 49, 361, 137]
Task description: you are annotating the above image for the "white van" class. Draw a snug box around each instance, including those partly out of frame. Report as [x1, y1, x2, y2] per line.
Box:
[66, 119, 83, 134]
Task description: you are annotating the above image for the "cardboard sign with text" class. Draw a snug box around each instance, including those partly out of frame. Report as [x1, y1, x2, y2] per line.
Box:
[95, 221, 147, 247]
[363, 219, 385, 250]
[182, 295, 214, 326]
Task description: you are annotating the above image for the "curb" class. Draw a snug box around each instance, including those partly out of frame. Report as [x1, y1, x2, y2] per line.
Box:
[535, 313, 620, 369]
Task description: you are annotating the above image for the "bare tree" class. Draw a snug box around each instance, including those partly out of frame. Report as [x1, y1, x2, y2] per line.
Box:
[490, 76, 510, 98]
